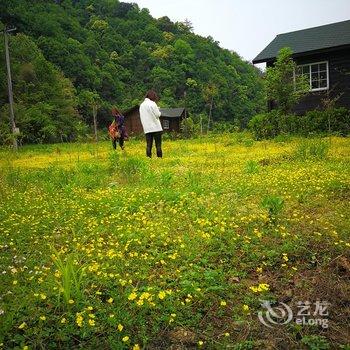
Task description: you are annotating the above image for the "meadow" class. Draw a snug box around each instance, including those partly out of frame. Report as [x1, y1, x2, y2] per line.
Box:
[0, 133, 349, 350]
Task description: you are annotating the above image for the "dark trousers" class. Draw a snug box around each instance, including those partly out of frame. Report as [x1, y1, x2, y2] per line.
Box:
[112, 137, 124, 150]
[145, 132, 162, 158]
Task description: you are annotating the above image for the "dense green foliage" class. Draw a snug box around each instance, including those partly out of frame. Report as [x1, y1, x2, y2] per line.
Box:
[265, 47, 308, 114]
[0, 0, 265, 144]
[249, 107, 350, 140]
[0, 33, 81, 143]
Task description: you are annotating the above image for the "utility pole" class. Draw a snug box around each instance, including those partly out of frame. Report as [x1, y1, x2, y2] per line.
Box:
[92, 103, 98, 142]
[3, 27, 18, 150]
[207, 94, 213, 132]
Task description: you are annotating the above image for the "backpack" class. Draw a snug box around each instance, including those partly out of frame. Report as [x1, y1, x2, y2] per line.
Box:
[108, 121, 120, 139]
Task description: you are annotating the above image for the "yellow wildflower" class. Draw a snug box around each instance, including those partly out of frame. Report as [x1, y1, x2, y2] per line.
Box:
[140, 292, 151, 300]
[249, 283, 270, 293]
[243, 304, 250, 312]
[256, 267, 263, 273]
[76, 313, 83, 327]
[128, 292, 137, 301]
[18, 322, 27, 329]
[158, 291, 166, 300]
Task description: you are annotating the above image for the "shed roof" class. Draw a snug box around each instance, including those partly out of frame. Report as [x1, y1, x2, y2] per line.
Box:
[253, 20, 350, 64]
[160, 108, 185, 118]
[124, 105, 185, 118]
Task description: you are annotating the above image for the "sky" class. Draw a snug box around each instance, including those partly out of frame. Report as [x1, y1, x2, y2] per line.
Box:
[124, 0, 350, 67]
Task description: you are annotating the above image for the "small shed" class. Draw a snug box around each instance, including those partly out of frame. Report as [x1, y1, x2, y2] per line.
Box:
[253, 20, 350, 114]
[123, 106, 186, 135]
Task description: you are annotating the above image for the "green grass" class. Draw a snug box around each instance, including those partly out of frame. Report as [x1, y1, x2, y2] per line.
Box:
[0, 134, 349, 349]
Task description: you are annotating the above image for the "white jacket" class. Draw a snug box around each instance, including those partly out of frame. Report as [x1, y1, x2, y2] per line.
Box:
[139, 98, 163, 134]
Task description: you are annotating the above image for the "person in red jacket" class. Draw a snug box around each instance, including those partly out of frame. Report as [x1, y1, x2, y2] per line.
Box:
[109, 107, 127, 150]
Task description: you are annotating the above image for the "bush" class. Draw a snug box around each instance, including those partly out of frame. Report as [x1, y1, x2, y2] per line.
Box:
[248, 111, 280, 140]
[180, 117, 200, 139]
[302, 107, 350, 135]
[212, 121, 238, 134]
[249, 107, 350, 140]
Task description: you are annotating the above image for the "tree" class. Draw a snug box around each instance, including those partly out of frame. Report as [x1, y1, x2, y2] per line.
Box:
[203, 83, 218, 131]
[265, 47, 308, 114]
[78, 90, 101, 142]
[0, 33, 79, 144]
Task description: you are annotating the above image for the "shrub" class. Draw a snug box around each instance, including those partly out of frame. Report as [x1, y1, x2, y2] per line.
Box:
[162, 132, 181, 141]
[303, 107, 350, 135]
[249, 107, 350, 140]
[180, 117, 200, 139]
[248, 111, 279, 140]
[328, 107, 350, 135]
[212, 121, 238, 134]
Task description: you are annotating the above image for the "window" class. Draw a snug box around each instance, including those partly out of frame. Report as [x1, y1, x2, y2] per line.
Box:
[295, 61, 329, 91]
[163, 119, 170, 129]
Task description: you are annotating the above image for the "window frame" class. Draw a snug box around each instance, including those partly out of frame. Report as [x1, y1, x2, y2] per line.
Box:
[294, 60, 329, 92]
[162, 119, 170, 130]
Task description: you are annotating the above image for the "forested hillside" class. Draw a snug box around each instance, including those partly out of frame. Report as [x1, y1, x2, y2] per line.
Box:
[0, 0, 265, 143]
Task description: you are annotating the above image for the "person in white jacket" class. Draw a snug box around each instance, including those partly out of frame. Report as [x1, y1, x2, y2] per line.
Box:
[139, 90, 163, 158]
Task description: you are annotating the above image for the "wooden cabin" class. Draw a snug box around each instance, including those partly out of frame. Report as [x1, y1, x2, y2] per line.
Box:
[253, 20, 350, 114]
[123, 106, 186, 135]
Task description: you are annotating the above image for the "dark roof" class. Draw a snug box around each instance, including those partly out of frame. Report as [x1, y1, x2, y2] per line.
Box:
[123, 105, 139, 115]
[253, 20, 350, 64]
[123, 106, 185, 118]
[160, 108, 185, 118]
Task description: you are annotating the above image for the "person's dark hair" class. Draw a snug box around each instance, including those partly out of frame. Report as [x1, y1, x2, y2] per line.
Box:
[145, 90, 159, 102]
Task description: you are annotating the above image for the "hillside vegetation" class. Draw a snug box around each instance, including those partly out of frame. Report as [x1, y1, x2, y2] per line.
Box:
[0, 0, 265, 144]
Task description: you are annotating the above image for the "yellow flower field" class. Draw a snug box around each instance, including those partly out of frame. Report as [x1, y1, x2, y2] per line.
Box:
[0, 134, 349, 349]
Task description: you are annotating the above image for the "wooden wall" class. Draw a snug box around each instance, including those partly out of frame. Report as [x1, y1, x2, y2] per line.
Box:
[124, 109, 182, 135]
[124, 109, 144, 135]
[160, 117, 181, 132]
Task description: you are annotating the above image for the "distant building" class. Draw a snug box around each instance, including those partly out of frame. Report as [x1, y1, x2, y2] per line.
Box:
[253, 20, 350, 114]
[123, 106, 186, 135]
